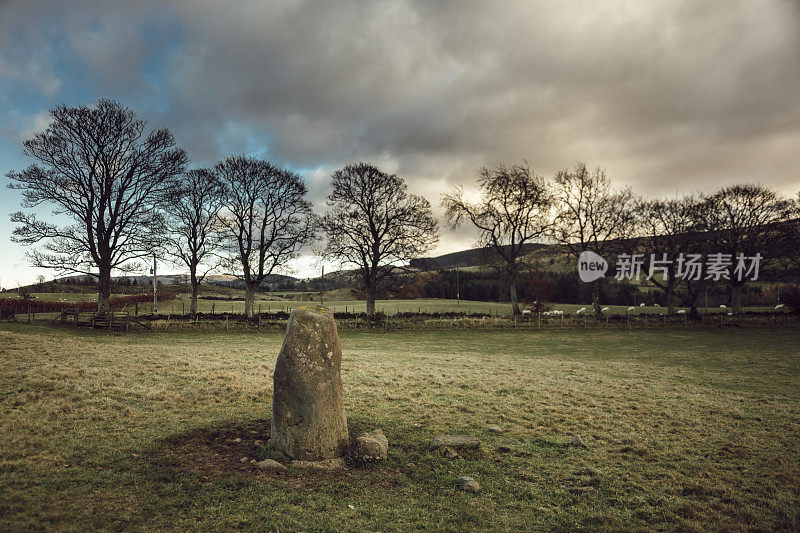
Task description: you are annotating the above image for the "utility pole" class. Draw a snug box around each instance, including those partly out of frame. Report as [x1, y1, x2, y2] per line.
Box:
[152, 253, 158, 313]
[456, 268, 460, 307]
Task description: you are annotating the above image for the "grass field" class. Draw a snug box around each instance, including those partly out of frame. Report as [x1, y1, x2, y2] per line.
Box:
[1, 324, 798, 530]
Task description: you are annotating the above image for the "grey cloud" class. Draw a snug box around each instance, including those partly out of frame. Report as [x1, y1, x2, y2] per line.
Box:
[1, 0, 799, 259]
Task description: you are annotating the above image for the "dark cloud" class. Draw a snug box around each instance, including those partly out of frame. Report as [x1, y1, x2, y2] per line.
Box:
[1, 0, 799, 268]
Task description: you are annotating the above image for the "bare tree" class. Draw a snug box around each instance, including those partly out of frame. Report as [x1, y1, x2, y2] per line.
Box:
[634, 195, 703, 314]
[7, 99, 187, 311]
[215, 156, 315, 317]
[700, 184, 795, 314]
[321, 163, 438, 317]
[164, 169, 224, 315]
[443, 163, 552, 315]
[552, 162, 635, 316]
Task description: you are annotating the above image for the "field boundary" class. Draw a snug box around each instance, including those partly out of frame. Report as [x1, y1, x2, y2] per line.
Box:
[2, 309, 794, 333]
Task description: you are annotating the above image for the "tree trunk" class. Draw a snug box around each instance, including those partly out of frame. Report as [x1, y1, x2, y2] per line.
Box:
[97, 265, 112, 313]
[731, 284, 743, 315]
[592, 281, 601, 316]
[686, 280, 700, 319]
[509, 280, 520, 315]
[190, 268, 199, 316]
[666, 279, 676, 315]
[366, 283, 376, 317]
[245, 282, 256, 318]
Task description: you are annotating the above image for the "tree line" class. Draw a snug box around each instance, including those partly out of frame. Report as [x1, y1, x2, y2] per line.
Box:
[6, 100, 438, 317]
[443, 162, 799, 316]
[6, 100, 800, 317]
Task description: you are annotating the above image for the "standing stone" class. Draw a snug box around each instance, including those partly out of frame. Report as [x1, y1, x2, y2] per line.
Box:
[272, 307, 349, 460]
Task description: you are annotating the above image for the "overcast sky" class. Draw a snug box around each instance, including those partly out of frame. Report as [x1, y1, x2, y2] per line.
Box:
[1, 0, 799, 285]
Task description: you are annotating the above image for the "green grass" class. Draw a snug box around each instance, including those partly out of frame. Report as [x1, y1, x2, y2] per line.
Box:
[1, 324, 798, 530]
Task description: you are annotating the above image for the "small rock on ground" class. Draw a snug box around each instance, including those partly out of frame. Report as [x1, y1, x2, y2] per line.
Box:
[430, 435, 481, 450]
[487, 426, 503, 433]
[441, 446, 460, 459]
[351, 429, 388, 460]
[572, 435, 586, 447]
[256, 459, 287, 472]
[457, 476, 480, 492]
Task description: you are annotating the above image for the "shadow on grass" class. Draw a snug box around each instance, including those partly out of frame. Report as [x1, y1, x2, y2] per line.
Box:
[514, 436, 575, 457]
[157, 418, 278, 481]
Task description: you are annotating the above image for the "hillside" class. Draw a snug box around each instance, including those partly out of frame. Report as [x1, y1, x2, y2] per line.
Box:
[413, 243, 550, 270]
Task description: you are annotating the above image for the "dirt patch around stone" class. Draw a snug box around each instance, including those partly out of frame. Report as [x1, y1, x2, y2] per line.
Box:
[159, 419, 397, 489]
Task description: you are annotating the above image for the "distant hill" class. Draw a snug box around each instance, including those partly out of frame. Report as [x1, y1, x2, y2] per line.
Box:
[413, 243, 550, 270]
